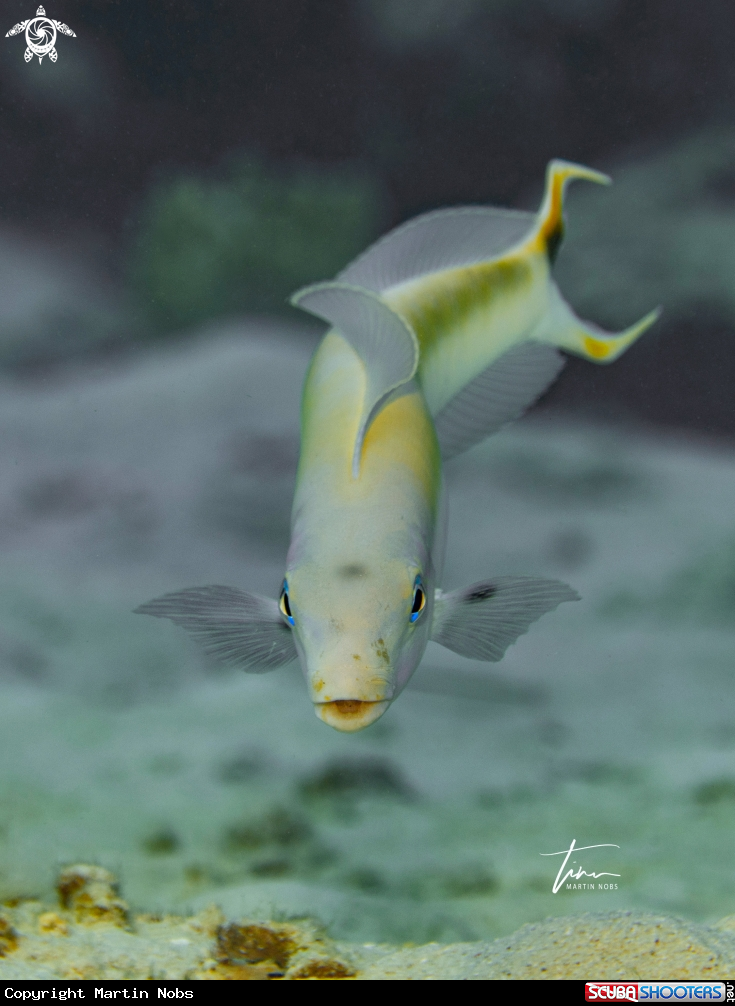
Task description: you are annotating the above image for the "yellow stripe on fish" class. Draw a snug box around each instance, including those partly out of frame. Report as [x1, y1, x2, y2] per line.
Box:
[385, 251, 544, 415]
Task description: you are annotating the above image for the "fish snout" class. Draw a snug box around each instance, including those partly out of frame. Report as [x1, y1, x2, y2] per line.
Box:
[307, 662, 393, 731]
[315, 699, 391, 732]
[306, 654, 394, 704]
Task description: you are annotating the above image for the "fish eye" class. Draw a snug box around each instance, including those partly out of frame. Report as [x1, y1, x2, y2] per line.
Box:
[410, 576, 426, 623]
[279, 580, 295, 627]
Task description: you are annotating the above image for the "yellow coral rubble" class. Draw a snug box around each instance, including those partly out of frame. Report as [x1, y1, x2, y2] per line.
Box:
[2, 865, 735, 980]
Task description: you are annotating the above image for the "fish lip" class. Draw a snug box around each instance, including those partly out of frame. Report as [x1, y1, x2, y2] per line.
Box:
[314, 699, 390, 732]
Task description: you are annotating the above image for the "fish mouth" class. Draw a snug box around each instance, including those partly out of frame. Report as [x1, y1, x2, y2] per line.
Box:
[315, 699, 390, 732]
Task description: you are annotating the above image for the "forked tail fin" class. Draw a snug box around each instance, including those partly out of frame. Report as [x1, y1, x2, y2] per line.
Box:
[529, 160, 661, 362]
[532, 159, 611, 262]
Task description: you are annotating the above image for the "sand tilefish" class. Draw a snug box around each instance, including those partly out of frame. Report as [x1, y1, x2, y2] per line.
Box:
[137, 161, 658, 732]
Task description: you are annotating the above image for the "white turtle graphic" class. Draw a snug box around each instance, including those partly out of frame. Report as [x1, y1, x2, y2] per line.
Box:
[5, 5, 75, 64]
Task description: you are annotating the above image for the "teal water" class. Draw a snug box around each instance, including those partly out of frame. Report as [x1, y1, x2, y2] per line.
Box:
[1, 322, 735, 944]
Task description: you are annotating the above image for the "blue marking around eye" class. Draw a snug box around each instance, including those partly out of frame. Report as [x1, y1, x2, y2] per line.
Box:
[410, 575, 425, 623]
[280, 579, 295, 627]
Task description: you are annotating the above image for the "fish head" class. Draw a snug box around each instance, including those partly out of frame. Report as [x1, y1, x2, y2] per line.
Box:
[282, 551, 435, 732]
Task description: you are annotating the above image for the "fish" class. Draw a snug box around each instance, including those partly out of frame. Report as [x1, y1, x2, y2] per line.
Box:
[136, 159, 659, 733]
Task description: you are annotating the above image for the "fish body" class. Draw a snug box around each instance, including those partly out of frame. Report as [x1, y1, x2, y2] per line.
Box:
[288, 332, 443, 729]
[137, 161, 658, 732]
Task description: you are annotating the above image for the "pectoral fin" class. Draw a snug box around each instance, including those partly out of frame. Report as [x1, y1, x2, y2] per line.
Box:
[291, 282, 419, 476]
[433, 342, 565, 461]
[531, 282, 660, 364]
[431, 577, 579, 662]
[135, 585, 296, 672]
[337, 206, 536, 293]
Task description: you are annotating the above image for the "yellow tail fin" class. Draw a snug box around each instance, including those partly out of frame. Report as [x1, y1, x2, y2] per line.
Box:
[528, 161, 660, 361]
[569, 307, 661, 364]
[534, 159, 610, 261]
[532, 282, 661, 363]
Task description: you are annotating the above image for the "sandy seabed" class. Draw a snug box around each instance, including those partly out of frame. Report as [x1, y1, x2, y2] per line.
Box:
[1, 322, 735, 972]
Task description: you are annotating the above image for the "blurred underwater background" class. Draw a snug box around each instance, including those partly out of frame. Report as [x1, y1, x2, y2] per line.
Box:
[2, 0, 735, 947]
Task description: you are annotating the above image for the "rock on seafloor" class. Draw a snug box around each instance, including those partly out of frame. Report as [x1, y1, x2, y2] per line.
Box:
[1, 866, 735, 980]
[0, 865, 356, 981]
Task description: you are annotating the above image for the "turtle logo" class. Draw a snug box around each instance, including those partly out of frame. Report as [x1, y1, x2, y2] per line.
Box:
[5, 6, 75, 64]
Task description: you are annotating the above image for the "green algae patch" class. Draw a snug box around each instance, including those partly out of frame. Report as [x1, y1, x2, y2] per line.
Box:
[130, 157, 382, 333]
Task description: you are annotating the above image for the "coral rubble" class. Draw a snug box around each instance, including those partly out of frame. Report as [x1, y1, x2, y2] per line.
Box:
[1, 866, 735, 980]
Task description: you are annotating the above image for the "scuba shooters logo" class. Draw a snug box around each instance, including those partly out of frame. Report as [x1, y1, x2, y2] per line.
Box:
[5, 5, 75, 64]
[585, 983, 727, 1001]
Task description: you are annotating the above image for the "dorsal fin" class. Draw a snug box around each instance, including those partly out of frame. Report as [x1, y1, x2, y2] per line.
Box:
[335, 160, 609, 296]
[291, 282, 419, 477]
[337, 206, 535, 294]
[434, 342, 565, 461]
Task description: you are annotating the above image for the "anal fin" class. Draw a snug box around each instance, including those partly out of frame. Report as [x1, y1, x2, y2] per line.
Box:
[433, 341, 565, 461]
